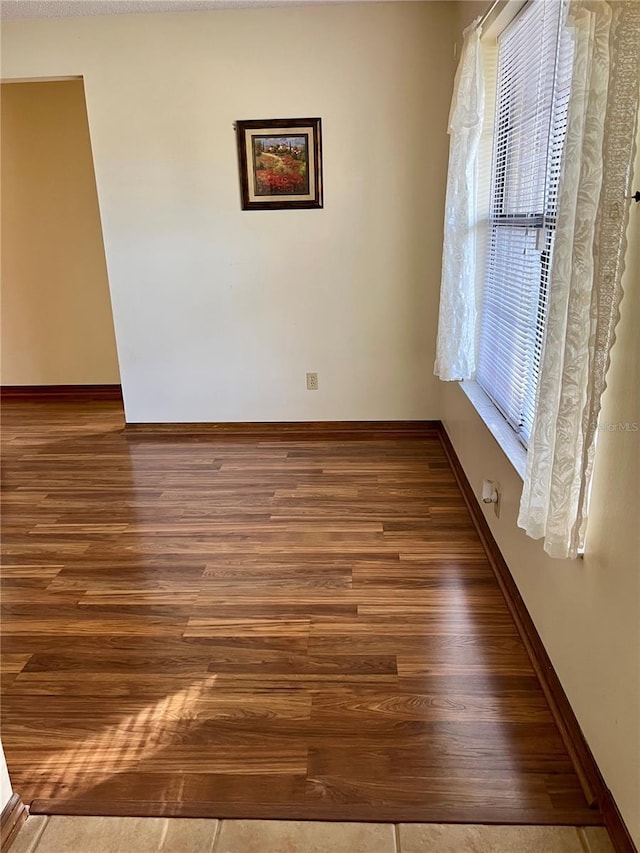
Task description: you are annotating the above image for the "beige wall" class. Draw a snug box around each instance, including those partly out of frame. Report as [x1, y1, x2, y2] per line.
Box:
[445, 1, 640, 843]
[1, 80, 120, 385]
[0, 3, 455, 421]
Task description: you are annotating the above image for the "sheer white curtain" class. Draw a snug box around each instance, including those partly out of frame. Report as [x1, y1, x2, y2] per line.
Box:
[518, 1, 640, 558]
[434, 20, 484, 381]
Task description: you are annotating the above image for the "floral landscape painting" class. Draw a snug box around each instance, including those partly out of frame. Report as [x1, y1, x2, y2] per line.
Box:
[236, 118, 322, 210]
[252, 135, 310, 196]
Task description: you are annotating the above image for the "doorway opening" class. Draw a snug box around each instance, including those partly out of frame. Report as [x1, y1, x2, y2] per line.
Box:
[1, 78, 120, 388]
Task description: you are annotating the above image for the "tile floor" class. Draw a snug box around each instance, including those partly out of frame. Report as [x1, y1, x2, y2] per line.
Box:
[10, 816, 615, 853]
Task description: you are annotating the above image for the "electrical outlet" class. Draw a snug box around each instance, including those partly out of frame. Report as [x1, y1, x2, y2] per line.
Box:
[306, 372, 318, 391]
[482, 479, 501, 518]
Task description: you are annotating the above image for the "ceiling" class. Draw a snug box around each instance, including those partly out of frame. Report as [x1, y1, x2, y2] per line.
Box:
[0, 0, 373, 19]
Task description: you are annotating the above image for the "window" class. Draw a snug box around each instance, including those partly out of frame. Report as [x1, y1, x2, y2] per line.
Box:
[476, 1, 574, 446]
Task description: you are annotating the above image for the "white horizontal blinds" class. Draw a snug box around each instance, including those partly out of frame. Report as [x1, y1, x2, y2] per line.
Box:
[522, 18, 574, 441]
[477, 0, 572, 445]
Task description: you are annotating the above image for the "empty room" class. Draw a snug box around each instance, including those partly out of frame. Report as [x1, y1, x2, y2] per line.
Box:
[0, 1, 638, 852]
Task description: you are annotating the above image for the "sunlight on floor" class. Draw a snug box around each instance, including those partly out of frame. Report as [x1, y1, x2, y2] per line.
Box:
[34, 675, 219, 795]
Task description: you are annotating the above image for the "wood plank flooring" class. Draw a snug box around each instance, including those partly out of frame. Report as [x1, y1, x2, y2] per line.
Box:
[0, 399, 601, 824]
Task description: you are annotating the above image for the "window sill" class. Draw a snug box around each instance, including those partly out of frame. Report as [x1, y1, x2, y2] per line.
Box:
[458, 381, 527, 480]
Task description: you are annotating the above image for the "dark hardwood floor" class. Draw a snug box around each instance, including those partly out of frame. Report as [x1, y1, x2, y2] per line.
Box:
[0, 398, 602, 824]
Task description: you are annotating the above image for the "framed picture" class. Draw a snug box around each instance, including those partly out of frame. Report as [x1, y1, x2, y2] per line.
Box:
[235, 118, 323, 210]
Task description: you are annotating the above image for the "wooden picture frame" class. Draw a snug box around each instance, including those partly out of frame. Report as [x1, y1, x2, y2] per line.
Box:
[235, 118, 323, 210]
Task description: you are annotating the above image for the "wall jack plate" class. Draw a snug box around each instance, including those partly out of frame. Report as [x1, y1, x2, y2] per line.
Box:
[306, 372, 318, 391]
[482, 479, 501, 518]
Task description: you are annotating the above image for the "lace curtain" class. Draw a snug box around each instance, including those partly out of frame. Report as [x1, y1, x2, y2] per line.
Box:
[518, 1, 640, 558]
[434, 21, 483, 381]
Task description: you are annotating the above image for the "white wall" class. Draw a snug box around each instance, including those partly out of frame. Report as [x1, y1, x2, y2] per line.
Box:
[444, 2, 640, 842]
[1, 80, 121, 385]
[0, 742, 12, 811]
[0, 3, 456, 421]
